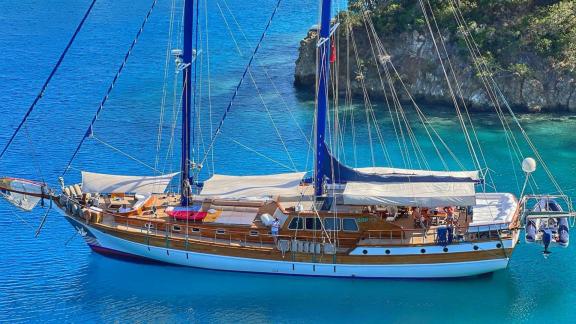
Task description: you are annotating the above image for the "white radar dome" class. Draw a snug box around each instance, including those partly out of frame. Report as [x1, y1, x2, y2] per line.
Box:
[522, 157, 537, 173]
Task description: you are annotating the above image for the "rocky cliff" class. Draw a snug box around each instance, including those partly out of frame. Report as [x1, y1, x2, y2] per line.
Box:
[294, 1, 576, 112]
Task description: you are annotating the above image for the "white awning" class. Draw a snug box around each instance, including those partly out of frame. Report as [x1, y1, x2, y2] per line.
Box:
[200, 172, 306, 199]
[81, 171, 179, 194]
[354, 167, 480, 181]
[469, 193, 518, 230]
[342, 181, 476, 206]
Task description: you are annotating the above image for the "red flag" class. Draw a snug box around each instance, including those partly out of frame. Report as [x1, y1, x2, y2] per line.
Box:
[330, 38, 336, 63]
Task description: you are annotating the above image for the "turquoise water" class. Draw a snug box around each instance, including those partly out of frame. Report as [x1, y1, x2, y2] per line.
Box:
[1, 0, 576, 322]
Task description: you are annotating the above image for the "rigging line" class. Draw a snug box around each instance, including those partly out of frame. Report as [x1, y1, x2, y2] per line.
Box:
[198, 0, 283, 169]
[191, 0, 201, 164]
[155, 0, 178, 174]
[221, 134, 297, 172]
[351, 25, 408, 167]
[359, 19, 407, 168]
[362, 13, 450, 170]
[450, 8, 544, 197]
[374, 35, 455, 170]
[447, 1, 530, 188]
[0, 0, 98, 160]
[91, 135, 161, 172]
[451, 4, 539, 195]
[418, 0, 480, 171]
[61, 0, 159, 176]
[22, 124, 45, 183]
[162, 76, 185, 175]
[423, 0, 490, 181]
[359, 12, 402, 166]
[217, 2, 297, 170]
[388, 62, 466, 170]
[348, 28, 377, 166]
[201, 0, 215, 176]
[345, 28, 358, 167]
[220, 0, 310, 145]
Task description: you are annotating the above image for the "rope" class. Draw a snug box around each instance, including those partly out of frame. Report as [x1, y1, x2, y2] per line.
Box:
[154, 0, 178, 174]
[222, 135, 297, 172]
[216, 1, 297, 171]
[220, 0, 310, 145]
[362, 10, 465, 170]
[62, 0, 158, 175]
[0, 0, 98, 160]
[198, 0, 283, 169]
[418, 0, 481, 172]
[203, 0, 216, 175]
[92, 135, 160, 172]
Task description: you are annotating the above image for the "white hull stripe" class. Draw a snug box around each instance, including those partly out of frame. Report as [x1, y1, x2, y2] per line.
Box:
[63, 215, 512, 278]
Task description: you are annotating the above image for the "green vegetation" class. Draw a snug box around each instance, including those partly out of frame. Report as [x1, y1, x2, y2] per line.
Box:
[347, 0, 576, 73]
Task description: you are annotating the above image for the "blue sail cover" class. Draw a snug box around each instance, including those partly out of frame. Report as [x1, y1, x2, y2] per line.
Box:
[319, 146, 480, 184]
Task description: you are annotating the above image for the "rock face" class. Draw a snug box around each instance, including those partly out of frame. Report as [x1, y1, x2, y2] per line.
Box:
[294, 27, 576, 112]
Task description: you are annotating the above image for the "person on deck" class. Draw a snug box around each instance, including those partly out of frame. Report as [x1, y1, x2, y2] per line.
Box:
[444, 206, 456, 225]
[413, 207, 427, 228]
[271, 217, 280, 243]
[118, 204, 131, 213]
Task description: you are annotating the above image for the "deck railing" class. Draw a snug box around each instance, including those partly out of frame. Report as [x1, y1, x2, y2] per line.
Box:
[365, 224, 513, 245]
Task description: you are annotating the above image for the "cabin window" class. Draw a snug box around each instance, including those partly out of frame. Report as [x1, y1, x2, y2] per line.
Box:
[172, 225, 182, 232]
[216, 229, 226, 235]
[249, 230, 259, 237]
[323, 218, 341, 231]
[288, 217, 304, 230]
[144, 223, 155, 230]
[342, 218, 359, 232]
[191, 227, 200, 233]
[305, 217, 322, 231]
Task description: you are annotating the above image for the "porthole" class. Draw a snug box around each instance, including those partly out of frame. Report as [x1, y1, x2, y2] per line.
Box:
[496, 243, 502, 248]
[249, 230, 259, 237]
[172, 225, 182, 232]
[362, 249, 368, 255]
[385, 249, 391, 255]
[443, 247, 449, 253]
[192, 227, 200, 233]
[420, 248, 426, 254]
[216, 229, 226, 235]
[473, 245, 479, 251]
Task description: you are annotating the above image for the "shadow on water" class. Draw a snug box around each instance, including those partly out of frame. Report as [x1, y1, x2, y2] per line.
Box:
[69, 252, 529, 323]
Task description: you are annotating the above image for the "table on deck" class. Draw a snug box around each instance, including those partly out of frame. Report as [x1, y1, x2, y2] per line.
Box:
[107, 198, 131, 210]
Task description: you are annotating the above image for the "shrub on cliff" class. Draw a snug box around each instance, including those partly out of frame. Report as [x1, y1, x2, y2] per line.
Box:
[347, 0, 576, 74]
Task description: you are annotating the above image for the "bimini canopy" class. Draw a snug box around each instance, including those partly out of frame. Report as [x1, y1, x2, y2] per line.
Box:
[200, 172, 307, 199]
[81, 171, 179, 194]
[342, 181, 477, 207]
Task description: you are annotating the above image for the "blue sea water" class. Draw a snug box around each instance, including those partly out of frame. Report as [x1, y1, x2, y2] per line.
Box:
[1, 0, 576, 322]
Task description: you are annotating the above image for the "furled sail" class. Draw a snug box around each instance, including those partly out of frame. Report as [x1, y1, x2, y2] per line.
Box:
[342, 181, 477, 207]
[200, 172, 307, 199]
[319, 145, 480, 184]
[0, 178, 45, 211]
[81, 171, 179, 194]
[353, 167, 480, 181]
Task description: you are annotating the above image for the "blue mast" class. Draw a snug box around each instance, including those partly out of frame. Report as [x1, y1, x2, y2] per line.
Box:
[181, 0, 194, 205]
[315, 0, 332, 196]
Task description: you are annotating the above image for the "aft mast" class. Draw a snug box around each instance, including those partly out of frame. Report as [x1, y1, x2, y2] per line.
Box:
[181, 0, 194, 205]
[314, 0, 332, 196]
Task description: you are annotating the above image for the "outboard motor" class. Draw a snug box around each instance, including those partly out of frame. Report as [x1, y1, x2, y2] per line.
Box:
[557, 217, 570, 247]
[525, 219, 537, 243]
[547, 199, 562, 211]
[542, 229, 552, 257]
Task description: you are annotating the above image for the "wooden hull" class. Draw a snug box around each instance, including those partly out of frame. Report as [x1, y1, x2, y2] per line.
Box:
[62, 212, 518, 278]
